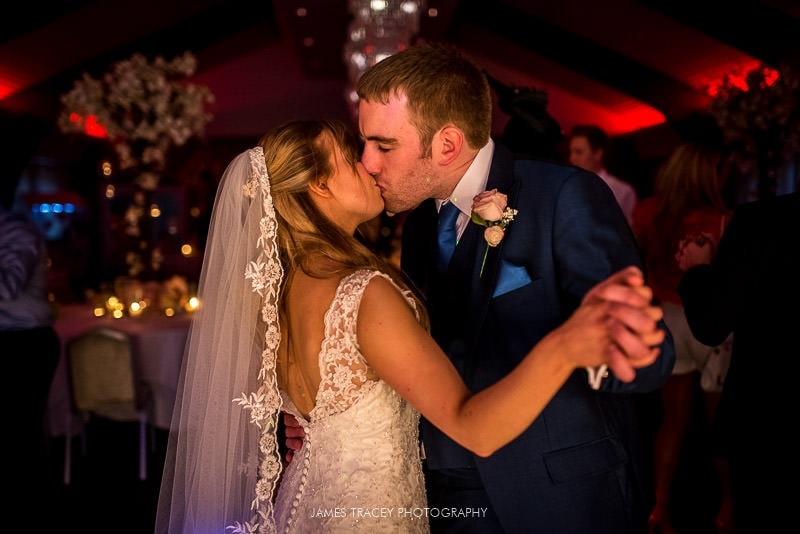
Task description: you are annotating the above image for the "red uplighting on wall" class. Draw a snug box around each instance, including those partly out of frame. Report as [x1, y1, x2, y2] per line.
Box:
[68, 112, 108, 138]
[703, 61, 779, 98]
[0, 80, 16, 101]
[603, 107, 666, 136]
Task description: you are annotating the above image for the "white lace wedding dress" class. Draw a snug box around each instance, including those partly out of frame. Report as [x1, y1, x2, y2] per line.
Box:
[274, 270, 430, 533]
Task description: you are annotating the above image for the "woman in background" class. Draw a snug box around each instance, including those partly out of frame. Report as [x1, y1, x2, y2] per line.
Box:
[633, 139, 733, 534]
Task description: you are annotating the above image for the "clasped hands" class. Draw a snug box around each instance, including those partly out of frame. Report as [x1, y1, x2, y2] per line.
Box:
[576, 265, 665, 384]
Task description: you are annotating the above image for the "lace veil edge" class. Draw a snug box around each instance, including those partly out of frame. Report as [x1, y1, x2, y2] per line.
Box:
[155, 147, 284, 534]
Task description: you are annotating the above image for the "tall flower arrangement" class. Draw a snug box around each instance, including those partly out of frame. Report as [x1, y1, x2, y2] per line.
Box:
[58, 51, 214, 189]
[58, 51, 214, 279]
[708, 62, 800, 198]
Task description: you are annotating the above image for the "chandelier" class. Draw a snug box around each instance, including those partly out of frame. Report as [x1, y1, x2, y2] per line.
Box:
[343, 0, 426, 116]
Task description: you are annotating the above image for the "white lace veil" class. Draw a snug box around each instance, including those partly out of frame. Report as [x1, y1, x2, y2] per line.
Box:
[156, 147, 284, 534]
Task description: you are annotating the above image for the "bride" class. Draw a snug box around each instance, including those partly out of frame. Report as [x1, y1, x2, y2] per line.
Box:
[155, 119, 664, 533]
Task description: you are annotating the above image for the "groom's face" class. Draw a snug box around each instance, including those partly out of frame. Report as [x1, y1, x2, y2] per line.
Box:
[358, 94, 435, 215]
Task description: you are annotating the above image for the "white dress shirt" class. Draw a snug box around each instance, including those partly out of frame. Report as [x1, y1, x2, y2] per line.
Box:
[435, 139, 495, 241]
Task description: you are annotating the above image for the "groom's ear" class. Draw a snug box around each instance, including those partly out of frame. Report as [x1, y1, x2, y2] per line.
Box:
[433, 125, 464, 166]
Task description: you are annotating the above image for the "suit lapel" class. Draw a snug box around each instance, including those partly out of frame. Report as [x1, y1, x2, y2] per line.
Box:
[461, 143, 520, 380]
[402, 143, 522, 383]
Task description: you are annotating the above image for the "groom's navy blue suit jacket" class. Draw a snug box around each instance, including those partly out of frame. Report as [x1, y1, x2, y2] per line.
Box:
[401, 142, 675, 533]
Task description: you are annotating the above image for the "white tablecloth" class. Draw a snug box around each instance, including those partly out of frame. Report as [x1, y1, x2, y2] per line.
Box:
[47, 304, 192, 436]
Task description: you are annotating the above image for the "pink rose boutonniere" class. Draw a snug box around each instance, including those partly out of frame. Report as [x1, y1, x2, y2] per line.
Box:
[471, 188, 518, 276]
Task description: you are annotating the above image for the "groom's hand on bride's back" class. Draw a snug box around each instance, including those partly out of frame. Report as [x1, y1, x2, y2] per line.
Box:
[283, 412, 305, 463]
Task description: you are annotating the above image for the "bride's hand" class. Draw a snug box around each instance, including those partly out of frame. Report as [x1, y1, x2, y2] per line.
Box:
[582, 266, 650, 307]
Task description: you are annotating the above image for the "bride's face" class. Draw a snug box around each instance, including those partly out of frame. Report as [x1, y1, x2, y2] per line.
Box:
[320, 143, 385, 234]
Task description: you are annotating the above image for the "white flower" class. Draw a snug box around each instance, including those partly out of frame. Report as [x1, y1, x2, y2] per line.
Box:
[58, 51, 215, 173]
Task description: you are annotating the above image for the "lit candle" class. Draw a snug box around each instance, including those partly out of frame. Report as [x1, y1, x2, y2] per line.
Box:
[129, 300, 144, 317]
[184, 296, 200, 313]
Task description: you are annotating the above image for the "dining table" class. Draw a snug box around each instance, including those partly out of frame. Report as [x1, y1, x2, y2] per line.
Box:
[46, 303, 193, 437]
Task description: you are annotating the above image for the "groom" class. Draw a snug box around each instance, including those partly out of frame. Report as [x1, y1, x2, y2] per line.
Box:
[352, 42, 674, 533]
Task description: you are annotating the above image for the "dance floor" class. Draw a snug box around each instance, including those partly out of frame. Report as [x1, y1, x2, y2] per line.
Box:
[46, 419, 168, 533]
[43, 415, 722, 533]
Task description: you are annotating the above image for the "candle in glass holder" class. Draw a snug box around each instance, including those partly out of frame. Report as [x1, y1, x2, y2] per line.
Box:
[184, 296, 200, 313]
[129, 300, 145, 317]
[106, 296, 125, 317]
[90, 284, 113, 317]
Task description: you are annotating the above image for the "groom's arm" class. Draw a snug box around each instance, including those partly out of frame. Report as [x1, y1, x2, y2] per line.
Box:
[550, 169, 674, 392]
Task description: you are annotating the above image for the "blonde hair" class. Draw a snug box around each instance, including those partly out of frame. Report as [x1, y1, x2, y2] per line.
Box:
[356, 42, 491, 154]
[258, 120, 429, 327]
[653, 143, 728, 220]
[651, 142, 729, 267]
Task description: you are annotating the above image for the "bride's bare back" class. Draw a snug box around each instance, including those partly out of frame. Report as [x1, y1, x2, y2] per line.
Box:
[273, 269, 429, 532]
[277, 269, 380, 418]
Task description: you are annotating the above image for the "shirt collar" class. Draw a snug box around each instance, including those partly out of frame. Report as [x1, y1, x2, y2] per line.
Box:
[436, 138, 495, 216]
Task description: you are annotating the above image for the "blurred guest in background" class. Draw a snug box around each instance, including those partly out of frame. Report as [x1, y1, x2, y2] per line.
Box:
[568, 124, 638, 225]
[485, 71, 564, 161]
[677, 191, 800, 534]
[0, 192, 60, 522]
[1, 111, 60, 523]
[632, 138, 733, 534]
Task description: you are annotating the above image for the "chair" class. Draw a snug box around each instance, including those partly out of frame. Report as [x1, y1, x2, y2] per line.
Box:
[63, 327, 153, 484]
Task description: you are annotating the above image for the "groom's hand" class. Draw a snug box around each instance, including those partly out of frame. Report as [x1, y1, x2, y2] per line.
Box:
[283, 412, 305, 463]
[582, 266, 665, 382]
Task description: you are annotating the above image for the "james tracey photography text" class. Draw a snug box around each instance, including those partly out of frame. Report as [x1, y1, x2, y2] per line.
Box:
[309, 507, 489, 519]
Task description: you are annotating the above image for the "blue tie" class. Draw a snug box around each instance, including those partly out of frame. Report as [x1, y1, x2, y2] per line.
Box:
[437, 202, 460, 272]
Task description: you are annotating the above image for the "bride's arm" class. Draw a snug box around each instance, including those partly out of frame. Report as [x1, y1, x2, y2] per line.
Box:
[358, 267, 664, 457]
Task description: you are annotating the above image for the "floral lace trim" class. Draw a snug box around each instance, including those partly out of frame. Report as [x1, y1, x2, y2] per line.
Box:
[228, 147, 284, 534]
[310, 270, 418, 420]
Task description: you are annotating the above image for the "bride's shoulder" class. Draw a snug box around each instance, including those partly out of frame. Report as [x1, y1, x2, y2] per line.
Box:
[344, 269, 404, 295]
[356, 271, 418, 317]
